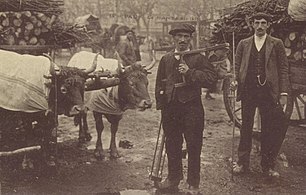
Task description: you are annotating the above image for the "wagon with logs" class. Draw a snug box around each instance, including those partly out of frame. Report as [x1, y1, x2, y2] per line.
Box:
[0, 0, 75, 172]
[211, 0, 306, 127]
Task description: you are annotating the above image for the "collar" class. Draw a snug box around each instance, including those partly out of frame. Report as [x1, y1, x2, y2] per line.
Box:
[254, 33, 267, 42]
[174, 48, 190, 60]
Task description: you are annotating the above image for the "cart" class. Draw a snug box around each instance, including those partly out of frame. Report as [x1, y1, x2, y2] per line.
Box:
[0, 45, 57, 171]
[223, 21, 306, 128]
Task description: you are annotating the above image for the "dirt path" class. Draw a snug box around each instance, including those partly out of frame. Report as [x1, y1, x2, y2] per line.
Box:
[1, 52, 306, 195]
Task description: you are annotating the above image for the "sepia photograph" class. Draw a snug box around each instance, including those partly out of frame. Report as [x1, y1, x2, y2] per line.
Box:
[0, 0, 305, 194]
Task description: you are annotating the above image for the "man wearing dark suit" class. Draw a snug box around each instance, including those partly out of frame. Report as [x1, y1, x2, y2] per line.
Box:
[233, 12, 290, 177]
[155, 23, 217, 193]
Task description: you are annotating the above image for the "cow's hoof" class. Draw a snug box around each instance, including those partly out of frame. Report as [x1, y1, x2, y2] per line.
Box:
[94, 149, 105, 160]
[78, 137, 86, 144]
[77, 141, 88, 150]
[85, 133, 92, 141]
[110, 151, 121, 159]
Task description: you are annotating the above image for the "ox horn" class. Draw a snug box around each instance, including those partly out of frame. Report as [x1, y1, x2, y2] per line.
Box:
[85, 53, 99, 74]
[144, 52, 157, 71]
[43, 53, 56, 76]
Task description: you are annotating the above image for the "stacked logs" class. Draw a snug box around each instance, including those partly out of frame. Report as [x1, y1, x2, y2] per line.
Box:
[52, 21, 93, 48]
[210, 0, 291, 45]
[0, 11, 58, 45]
[273, 22, 306, 65]
[211, 0, 306, 65]
[0, 0, 63, 46]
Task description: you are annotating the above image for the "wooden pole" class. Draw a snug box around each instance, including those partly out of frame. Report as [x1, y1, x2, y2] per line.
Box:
[231, 30, 236, 181]
[0, 146, 41, 157]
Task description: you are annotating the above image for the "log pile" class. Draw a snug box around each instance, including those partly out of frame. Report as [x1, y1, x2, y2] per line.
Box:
[210, 0, 306, 66]
[0, 11, 59, 45]
[0, 0, 64, 15]
[52, 21, 98, 48]
[0, 0, 63, 46]
[210, 0, 290, 45]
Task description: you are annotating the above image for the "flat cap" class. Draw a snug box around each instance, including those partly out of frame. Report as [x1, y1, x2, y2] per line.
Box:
[169, 23, 195, 35]
[250, 12, 272, 22]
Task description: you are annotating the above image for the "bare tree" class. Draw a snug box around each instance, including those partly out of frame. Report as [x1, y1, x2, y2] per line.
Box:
[120, 0, 158, 35]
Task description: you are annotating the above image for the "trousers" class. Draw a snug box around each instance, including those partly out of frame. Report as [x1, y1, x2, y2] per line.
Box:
[238, 85, 288, 170]
[161, 97, 204, 187]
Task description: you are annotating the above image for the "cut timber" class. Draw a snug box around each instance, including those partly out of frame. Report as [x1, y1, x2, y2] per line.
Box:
[289, 32, 296, 41]
[13, 18, 22, 27]
[285, 48, 292, 56]
[34, 28, 41, 36]
[294, 51, 302, 60]
[25, 22, 34, 31]
[5, 34, 15, 45]
[29, 36, 38, 45]
[18, 39, 27, 45]
[22, 11, 32, 18]
[284, 37, 291, 47]
[0, 146, 41, 157]
[2, 18, 9, 26]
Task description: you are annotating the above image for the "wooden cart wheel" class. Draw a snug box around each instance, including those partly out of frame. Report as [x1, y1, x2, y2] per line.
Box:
[223, 76, 242, 128]
[223, 76, 294, 128]
[287, 90, 306, 125]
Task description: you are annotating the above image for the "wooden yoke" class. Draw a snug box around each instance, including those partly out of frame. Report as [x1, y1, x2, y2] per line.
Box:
[173, 43, 230, 88]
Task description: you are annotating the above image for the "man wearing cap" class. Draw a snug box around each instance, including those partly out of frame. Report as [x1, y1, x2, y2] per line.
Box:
[155, 23, 217, 193]
[116, 28, 137, 66]
[232, 12, 290, 177]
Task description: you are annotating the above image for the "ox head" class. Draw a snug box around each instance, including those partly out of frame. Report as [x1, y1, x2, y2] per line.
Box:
[48, 55, 98, 116]
[117, 63, 153, 111]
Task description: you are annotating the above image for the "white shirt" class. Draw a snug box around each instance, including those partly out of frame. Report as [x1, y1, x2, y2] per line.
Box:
[254, 33, 267, 51]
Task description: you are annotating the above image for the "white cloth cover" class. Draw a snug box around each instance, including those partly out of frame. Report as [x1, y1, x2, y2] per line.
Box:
[0, 49, 51, 112]
[86, 86, 123, 115]
[68, 51, 123, 115]
[288, 0, 306, 21]
[67, 51, 119, 75]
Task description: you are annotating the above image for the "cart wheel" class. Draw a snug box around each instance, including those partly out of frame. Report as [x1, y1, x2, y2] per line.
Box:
[223, 76, 293, 128]
[223, 76, 242, 128]
[287, 91, 306, 125]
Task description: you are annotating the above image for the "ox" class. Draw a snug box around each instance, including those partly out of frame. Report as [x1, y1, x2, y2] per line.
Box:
[70, 51, 155, 159]
[0, 49, 99, 166]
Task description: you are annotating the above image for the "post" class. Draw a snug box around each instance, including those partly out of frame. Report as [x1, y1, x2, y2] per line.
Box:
[231, 31, 236, 180]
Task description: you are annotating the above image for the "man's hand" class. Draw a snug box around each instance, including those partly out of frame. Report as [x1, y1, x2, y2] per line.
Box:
[230, 80, 238, 91]
[279, 95, 287, 111]
[178, 63, 189, 74]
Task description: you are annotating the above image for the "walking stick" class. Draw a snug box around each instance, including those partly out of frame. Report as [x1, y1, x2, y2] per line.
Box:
[231, 31, 236, 181]
[149, 117, 166, 187]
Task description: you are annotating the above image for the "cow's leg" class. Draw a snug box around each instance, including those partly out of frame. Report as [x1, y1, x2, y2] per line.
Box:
[40, 112, 56, 167]
[82, 113, 92, 141]
[76, 114, 91, 144]
[77, 114, 86, 144]
[105, 114, 122, 159]
[93, 111, 105, 160]
[21, 114, 35, 169]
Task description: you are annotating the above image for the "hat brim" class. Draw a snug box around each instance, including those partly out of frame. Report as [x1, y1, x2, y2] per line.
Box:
[169, 29, 193, 36]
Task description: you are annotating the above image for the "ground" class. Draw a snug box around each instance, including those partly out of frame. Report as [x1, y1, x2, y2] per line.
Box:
[1, 50, 306, 195]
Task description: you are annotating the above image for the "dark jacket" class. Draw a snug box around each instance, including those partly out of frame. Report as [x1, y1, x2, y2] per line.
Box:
[116, 40, 136, 66]
[235, 35, 290, 102]
[155, 51, 217, 110]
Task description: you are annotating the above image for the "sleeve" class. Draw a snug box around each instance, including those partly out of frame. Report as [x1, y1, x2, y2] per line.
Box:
[155, 56, 166, 110]
[184, 54, 217, 89]
[276, 39, 290, 94]
[235, 40, 244, 81]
